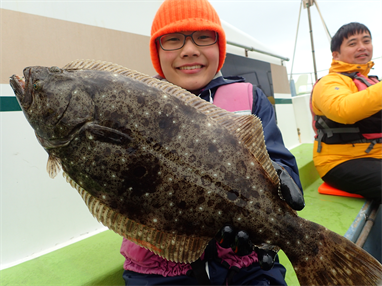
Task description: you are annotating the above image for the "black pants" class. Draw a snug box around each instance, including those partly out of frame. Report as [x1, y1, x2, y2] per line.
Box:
[123, 259, 287, 285]
[322, 158, 382, 200]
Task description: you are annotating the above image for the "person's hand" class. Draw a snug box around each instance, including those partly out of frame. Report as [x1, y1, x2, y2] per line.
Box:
[254, 244, 278, 271]
[271, 161, 305, 211]
[215, 225, 277, 271]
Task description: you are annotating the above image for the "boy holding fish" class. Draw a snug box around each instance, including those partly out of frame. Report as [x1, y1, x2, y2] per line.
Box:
[121, 0, 304, 284]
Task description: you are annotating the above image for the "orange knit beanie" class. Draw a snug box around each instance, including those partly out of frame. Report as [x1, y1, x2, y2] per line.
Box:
[150, 0, 226, 78]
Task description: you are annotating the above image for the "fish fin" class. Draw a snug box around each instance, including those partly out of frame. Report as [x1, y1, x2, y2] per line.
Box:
[230, 114, 279, 186]
[63, 59, 129, 73]
[63, 172, 210, 263]
[47, 154, 61, 178]
[85, 123, 133, 145]
[62, 59, 191, 94]
[62, 59, 148, 79]
[286, 217, 382, 285]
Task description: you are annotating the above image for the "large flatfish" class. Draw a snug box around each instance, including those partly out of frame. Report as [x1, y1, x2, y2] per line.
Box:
[10, 60, 382, 285]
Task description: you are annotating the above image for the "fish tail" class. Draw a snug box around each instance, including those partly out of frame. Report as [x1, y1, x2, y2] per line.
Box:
[284, 219, 382, 285]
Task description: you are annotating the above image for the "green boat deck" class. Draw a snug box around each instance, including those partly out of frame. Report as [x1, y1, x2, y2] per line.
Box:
[0, 143, 366, 286]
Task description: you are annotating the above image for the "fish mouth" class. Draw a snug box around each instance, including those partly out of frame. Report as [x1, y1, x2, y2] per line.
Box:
[9, 74, 26, 101]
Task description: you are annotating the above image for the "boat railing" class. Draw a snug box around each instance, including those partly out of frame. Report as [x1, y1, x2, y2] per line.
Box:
[344, 199, 381, 263]
[288, 70, 328, 97]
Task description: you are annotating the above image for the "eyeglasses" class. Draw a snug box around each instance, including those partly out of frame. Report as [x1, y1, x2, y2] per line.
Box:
[158, 30, 218, 51]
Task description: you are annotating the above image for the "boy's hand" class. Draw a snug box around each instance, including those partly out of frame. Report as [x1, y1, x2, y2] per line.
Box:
[271, 161, 305, 211]
[214, 164, 305, 271]
[215, 226, 277, 271]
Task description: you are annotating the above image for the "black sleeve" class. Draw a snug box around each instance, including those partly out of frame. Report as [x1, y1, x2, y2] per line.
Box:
[252, 86, 303, 192]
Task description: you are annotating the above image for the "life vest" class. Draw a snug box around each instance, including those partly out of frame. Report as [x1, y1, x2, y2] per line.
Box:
[310, 72, 381, 153]
[213, 82, 254, 115]
[120, 82, 258, 278]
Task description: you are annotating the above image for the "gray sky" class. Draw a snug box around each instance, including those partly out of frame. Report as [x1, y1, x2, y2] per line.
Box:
[2, 0, 381, 80]
[209, 0, 382, 79]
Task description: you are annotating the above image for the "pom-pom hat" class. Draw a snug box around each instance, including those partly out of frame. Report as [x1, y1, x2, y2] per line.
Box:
[150, 0, 226, 78]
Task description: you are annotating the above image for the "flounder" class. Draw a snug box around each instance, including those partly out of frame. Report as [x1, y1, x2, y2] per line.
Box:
[10, 60, 382, 285]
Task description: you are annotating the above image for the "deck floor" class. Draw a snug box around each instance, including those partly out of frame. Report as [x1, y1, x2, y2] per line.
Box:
[0, 230, 125, 286]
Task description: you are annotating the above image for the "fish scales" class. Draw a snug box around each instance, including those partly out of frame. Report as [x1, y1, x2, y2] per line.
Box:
[56, 63, 279, 240]
[10, 59, 382, 285]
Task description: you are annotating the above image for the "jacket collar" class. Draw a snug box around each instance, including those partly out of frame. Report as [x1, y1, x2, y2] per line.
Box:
[329, 60, 374, 77]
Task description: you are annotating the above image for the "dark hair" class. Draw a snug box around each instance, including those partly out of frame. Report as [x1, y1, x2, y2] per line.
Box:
[331, 22, 372, 52]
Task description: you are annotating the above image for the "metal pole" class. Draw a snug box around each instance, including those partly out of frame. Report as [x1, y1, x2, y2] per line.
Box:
[290, 1, 303, 81]
[306, 1, 318, 81]
[356, 203, 379, 248]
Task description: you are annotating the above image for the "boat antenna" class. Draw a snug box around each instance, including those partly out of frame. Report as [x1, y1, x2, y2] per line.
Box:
[306, 0, 318, 82]
[289, 1, 303, 81]
[290, 0, 332, 82]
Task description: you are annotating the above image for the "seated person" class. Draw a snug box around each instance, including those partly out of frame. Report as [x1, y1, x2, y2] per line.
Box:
[311, 22, 381, 200]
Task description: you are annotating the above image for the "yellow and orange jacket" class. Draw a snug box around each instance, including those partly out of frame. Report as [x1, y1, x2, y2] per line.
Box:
[311, 60, 382, 177]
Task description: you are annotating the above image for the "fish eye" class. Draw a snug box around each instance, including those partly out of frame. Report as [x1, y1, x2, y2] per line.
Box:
[33, 81, 41, 91]
[49, 66, 61, 73]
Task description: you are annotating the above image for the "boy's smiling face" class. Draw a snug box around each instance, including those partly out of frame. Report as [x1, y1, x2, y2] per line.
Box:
[158, 31, 219, 94]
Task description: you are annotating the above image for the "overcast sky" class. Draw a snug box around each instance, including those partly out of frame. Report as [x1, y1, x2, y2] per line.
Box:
[2, 0, 381, 81]
[209, 0, 382, 80]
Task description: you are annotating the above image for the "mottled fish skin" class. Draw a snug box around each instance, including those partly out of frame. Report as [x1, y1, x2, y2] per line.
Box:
[10, 60, 382, 285]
